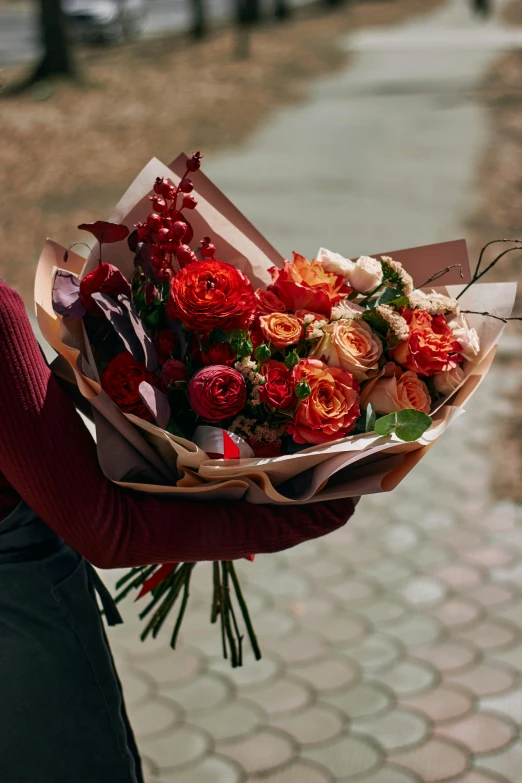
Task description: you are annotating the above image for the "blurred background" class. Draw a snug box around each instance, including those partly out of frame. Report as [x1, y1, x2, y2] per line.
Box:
[1, 0, 522, 780]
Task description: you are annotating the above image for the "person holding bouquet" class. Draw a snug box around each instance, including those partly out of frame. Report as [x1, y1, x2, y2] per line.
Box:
[0, 279, 357, 783]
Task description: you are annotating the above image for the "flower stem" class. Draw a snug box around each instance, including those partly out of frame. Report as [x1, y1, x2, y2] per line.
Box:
[227, 561, 262, 660]
[170, 564, 195, 649]
[114, 565, 157, 604]
[221, 561, 239, 668]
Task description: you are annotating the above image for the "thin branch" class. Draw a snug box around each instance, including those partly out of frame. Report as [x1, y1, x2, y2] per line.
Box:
[474, 238, 522, 278]
[419, 264, 463, 289]
[458, 245, 522, 299]
[461, 310, 522, 324]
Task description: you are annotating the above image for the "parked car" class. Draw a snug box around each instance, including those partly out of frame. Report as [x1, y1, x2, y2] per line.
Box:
[63, 0, 147, 44]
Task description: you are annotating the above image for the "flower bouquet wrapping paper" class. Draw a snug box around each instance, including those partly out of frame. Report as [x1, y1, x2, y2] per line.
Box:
[34, 153, 518, 664]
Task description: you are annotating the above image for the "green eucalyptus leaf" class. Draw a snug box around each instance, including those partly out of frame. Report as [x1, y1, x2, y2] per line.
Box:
[374, 411, 398, 436]
[365, 403, 376, 432]
[395, 409, 432, 442]
[376, 286, 403, 306]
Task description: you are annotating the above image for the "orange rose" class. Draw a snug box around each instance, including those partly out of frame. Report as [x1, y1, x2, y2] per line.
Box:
[391, 308, 462, 377]
[255, 289, 287, 315]
[269, 253, 351, 318]
[289, 358, 360, 445]
[360, 363, 431, 415]
[259, 312, 303, 348]
[313, 319, 383, 381]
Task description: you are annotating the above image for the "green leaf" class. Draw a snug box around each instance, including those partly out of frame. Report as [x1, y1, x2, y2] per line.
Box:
[374, 411, 398, 437]
[365, 403, 376, 432]
[166, 418, 185, 437]
[361, 309, 389, 337]
[375, 409, 432, 442]
[376, 286, 403, 306]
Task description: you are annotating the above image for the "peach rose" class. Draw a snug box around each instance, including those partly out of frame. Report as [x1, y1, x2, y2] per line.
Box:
[255, 288, 287, 315]
[360, 363, 431, 415]
[391, 308, 462, 376]
[433, 366, 464, 396]
[259, 312, 303, 348]
[269, 253, 351, 318]
[289, 358, 360, 445]
[313, 319, 383, 381]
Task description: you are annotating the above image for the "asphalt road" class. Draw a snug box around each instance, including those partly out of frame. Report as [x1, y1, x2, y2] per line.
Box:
[0, 0, 289, 68]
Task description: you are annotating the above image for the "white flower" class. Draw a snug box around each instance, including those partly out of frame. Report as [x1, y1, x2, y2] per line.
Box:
[331, 300, 364, 320]
[449, 314, 480, 362]
[409, 289, 459, 316]
[433, 366, 464, 396]
[381, 256, 414, 296]
[317, 247, 355, 278]
[346, 256, 383, 294]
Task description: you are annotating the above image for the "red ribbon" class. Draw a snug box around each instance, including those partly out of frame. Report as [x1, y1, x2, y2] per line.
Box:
[135, 562, 178, 600]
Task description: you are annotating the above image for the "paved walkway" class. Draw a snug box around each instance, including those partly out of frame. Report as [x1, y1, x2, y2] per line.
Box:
[101, 1, 522, 781]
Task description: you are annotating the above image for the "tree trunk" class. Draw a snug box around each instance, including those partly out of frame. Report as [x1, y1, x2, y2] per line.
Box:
[190, 0, 207, 39]
[274, 0, 291, 21]
[32, 0, 76, 81]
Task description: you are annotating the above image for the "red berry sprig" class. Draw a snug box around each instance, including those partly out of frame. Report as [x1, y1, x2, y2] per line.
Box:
[133, 152, 205, 280]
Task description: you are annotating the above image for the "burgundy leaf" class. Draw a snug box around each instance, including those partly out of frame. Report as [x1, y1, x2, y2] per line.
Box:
[134, 242, 156, 278]
[78, 221, 130, 245]
[127, 229, 140, 253]
[139, 382, 171, 430]
[91, 292, 144, 361]
[119, 294, 158, 372]
[52, 270, 87, 319]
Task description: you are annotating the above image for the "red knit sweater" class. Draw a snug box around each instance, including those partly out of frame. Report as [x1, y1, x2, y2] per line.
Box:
[0, 281, 355, 568]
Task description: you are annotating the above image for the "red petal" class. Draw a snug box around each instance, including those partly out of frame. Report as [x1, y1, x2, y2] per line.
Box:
[78, 221, 130, 245]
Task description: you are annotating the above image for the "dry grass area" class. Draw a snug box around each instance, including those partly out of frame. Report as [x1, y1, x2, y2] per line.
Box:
[468, 2, 522, 500]
[0, 0, 444, 300]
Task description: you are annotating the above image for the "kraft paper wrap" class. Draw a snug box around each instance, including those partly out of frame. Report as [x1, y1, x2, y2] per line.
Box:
[35, 154, 516, 504]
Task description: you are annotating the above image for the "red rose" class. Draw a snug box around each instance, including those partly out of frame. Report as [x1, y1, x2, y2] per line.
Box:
[160, 359, 188, 387]
[259, 360, 296, 410]
[391, 308, 463, 376]
[201, 342, 236, 367]
[101, 352, 159, 422]
[167, 260, 256, 332]
[155, 329, 178, 362]
[188, 365, 246, 422]
[79, 263, 131, 314]
[269, 253, 351, 319]
[255, 288, 287, 315]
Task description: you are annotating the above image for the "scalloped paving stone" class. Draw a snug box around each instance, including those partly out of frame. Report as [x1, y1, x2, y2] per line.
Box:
[253, 570, 310, 599]
[215, 729, 295, 775]
[355, 767, 423, 783]
[477, 740, 522, 780]
[370, 660, 436, 696]
[352, 707, 429, 752]
[302, 734, 381, 778]
[480, 686, 522, 723]
[141, 725, 209, 771]
[132, 645, 203, 684]
[326, 577, 377, 604]
[411, 641, 478, 673]
[340, 634, 400, 670]
[487, 643, 522, 669]
[267, 630, 325, 663]
[128, 699, 180, 739]
[405, 543, 450, 569]
[392, 737, 469, 781]
[395, 577, 446, 607]
[445, 663, 515, 697]
[297, 557, 346, 582]
[362, 561, 414, 585]
[271, 704, 344, 745]
[464, 583, 514, 608]
[456, 774, 510, 783]
[159, 756, 242, 783]
[321, 683, 392, 720]
[464, 547, 513, 567]
[210, 653, 280, 689]
[245, 761, 331, 783]
[244, 676, 312, 715]
[352, 598, 405, 625]
[195, 699, 262, 742]
[458, 619, 516, 650]
[383, 615, 442, 647]
[431, 598, 481, 629]
[119, 668, 152, 707]
[400, 685, 473, 722]
[380, 525, 420, 554]
[432, 564, 482, 589]
[248, 610, 297, 639]
[300, 612, 367, 644]
[162, 673, 230, 714]
[289, 655, 357, 692]
[436, 712, 516, 754]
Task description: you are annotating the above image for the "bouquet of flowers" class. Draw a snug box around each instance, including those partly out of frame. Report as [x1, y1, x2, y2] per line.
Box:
[36, 152, 518, 665]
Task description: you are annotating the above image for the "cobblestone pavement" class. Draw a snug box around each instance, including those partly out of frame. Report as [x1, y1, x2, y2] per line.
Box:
[100, 0, 522, 780]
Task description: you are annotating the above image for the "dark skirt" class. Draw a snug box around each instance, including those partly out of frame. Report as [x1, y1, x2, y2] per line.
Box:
[0, 500, 144, 783]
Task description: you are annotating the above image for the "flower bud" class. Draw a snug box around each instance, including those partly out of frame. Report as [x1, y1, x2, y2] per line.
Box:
[295, 380, 312, 400]
[179, 179, 194, 193]
[254, 344, 272, 362]
[285, 349, 300, 370]
[182, 195, 197, 210]
[186, 152, 203, 172]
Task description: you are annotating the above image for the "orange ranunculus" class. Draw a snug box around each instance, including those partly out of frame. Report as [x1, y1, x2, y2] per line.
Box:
[259, 312, 303, 348]
[167, 260, 256, 333]
[360, 363, 431, 415]
[255, 288, 287, 315]
[269, 253, 351, 318]
[289, 358, 360, 445]
[391, 308, 462, 377]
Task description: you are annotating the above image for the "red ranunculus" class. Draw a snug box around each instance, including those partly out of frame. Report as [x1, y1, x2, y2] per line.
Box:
[188, 365, 246, 422]
[167, 260, 256, 332]
[259, 360, 296, 410]
[101, 351, 158, 421]
[201, 342, 236, 367]
[79, 263, 131, 314]
[391, 308, 463, 376]
[160, 359, 188, 387]
[155, 329, 178, 362]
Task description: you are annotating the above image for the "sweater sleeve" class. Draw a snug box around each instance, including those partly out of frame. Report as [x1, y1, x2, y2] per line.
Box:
[0, 282, 355, 569]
